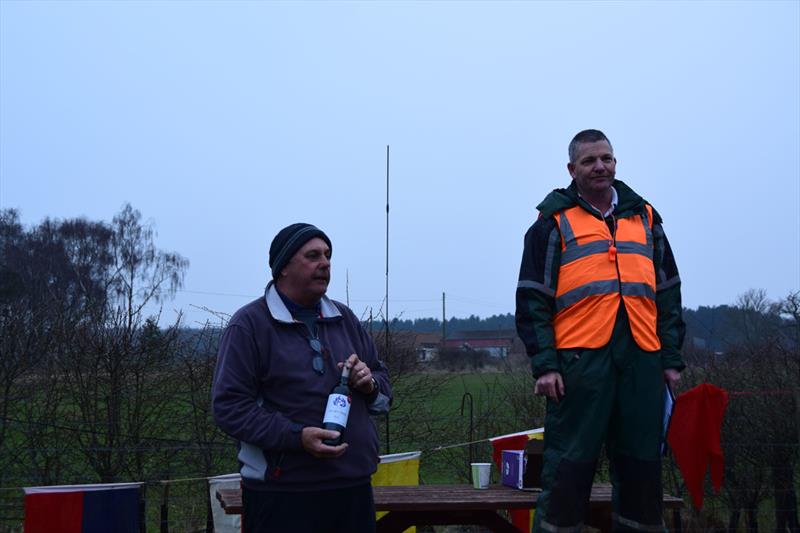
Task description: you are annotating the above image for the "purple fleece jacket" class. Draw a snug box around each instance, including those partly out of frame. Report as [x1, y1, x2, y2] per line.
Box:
[212, 282, 392, 491]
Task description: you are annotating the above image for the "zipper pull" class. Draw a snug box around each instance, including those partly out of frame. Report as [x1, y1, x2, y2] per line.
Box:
[608, 242, 617, 262]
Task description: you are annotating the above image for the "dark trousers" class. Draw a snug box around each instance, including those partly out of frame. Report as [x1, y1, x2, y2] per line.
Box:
[533, 310, 666, 533]
[242, 482, 376, 533]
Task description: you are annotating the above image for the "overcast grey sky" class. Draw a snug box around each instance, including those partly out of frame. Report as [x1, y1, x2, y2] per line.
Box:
[1, 0, 798, 327]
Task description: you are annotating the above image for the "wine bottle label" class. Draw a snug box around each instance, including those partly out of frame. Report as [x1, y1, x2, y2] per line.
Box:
[323, 393, 351, 426]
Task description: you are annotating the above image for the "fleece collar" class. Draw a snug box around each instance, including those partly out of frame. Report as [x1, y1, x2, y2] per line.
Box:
[264, 281, 342, 324]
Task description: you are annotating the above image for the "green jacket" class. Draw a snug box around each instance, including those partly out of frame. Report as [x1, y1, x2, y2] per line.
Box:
[515, 179, 686, 377]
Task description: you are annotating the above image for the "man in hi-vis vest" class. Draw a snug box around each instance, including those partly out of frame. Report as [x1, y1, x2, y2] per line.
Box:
[515, 129, 685, 532]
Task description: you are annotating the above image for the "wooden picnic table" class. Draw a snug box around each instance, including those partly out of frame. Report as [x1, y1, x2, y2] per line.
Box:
[216, 483, 683, 533]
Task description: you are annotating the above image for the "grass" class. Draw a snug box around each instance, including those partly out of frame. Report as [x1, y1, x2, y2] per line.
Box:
[383, 367, 540, 485]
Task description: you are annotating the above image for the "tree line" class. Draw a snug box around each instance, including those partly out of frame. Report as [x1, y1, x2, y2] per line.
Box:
[372, 305, 795, 356]
[0, 205, 231, 486]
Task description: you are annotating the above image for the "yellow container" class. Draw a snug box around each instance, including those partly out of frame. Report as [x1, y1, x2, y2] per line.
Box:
[372, 451, 421, 533]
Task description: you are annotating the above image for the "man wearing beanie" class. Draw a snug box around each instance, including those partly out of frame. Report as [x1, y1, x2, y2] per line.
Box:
[212, 223, 392, 533]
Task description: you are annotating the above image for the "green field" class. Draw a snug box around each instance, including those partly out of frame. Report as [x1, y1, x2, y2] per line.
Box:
[0, 368, 541, 532]
[383, 369, 542, 485]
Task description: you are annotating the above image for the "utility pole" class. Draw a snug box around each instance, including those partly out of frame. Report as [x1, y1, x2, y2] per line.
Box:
[442, 292, 447, 344]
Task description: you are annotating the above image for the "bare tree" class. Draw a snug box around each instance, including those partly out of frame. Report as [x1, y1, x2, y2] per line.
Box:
[55, 205, 189, 482]
[174, 318, 234, 476]
[676, 290, 799, 532]
[0, 210, 113, 485]
[371, 325, 452, 458]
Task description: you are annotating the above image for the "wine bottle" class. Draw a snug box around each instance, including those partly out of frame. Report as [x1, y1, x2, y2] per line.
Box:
[322, 364, 352, 446]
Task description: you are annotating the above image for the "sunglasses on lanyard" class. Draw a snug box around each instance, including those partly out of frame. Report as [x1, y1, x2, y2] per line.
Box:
[264, 286, 327, 375]
[308, 335, 326, 375]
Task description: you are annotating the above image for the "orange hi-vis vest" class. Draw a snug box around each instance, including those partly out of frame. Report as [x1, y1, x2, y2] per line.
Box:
[553, 204, 660, 352]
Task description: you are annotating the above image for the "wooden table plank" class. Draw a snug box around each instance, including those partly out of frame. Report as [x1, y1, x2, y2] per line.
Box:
[216, 488, 241, 514]
[376, 509, 522, 533]
[216, 484, 682, 513]
[216, 483, 683, 532]
[373, 485, 538, 512]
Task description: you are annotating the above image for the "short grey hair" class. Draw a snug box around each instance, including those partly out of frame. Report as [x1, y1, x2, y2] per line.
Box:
[568, 129, 613, 163]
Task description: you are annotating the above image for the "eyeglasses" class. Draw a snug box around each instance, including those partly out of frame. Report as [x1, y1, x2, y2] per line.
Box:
[308, 337, 325, 375]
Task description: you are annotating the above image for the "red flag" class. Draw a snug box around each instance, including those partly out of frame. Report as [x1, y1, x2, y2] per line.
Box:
[667, 383, 728, 509]
[490, 434, 530, 469]
[25, 491, 83, 533]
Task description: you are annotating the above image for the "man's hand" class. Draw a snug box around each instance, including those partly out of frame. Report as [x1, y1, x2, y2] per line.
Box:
[338, 353, 376, 394]
[534, 371, 565, 403]
[301, 427, 348, 459]
[663, 368, 680, 391]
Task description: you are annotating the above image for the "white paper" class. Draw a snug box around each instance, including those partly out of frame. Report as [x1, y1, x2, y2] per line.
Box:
[661, 384, 675, 455]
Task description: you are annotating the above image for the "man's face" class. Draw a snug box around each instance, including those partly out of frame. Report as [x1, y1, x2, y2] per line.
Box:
[567, 140, 616, 197]
[279, 237, 331, 305]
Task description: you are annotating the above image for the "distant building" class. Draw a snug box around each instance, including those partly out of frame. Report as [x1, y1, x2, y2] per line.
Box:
[412, 332, 442, 362]
[443, 330, 519, 358]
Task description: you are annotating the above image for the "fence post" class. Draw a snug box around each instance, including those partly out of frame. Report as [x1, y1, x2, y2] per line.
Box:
[139, 484, 147, 533]
[461, 392, 474, 483]
[206, 479, 214, 533]
[160, 482, 169, 533]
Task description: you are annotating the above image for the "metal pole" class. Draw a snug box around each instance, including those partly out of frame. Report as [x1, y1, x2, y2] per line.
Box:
[160, 483, 169, 533]
[442, 292, 446, 344]
[461, 392, 474, 483]
[385, 145, 390, 454]
[385, 144, 390, 354]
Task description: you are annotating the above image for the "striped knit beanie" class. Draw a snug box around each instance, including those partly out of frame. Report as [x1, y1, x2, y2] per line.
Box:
[269, 223, 332, 279]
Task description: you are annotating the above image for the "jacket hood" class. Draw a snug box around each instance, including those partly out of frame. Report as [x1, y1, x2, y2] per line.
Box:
[536, 179, 662, 223]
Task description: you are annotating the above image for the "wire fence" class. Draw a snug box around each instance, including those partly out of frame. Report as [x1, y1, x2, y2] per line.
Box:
[1, 375, 798, 533]
[1, 436, 798, 532]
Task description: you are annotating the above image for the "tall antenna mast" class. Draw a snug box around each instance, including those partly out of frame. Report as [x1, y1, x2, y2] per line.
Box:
[385, 145, 390, 353]
[384, 144, 391, 455]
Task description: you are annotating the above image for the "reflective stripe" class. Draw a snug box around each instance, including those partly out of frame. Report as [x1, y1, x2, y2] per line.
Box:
[621, 282, 656, 300]
[616, 240, 653, 260]
[541, 520, 584, 533]
[559, 208, 614, 265]
[656, 275, 681, 292]
[544, 227, 560, 289]
[556, 279, 619, 311]
[653, 223, 667, 283]
[642, 210, 653, 247]
[558, 210, 576, 245]
[562, 240, 609, 265]
[612, 512, 665, 532]
[518, 279, 556, 297]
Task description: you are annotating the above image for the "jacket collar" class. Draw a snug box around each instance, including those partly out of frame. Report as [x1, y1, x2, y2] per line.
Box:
[537, 179, 647, 219]
[264, 281, 342, 324]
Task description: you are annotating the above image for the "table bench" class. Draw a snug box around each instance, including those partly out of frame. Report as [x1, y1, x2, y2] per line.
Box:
[216, 483, 683, 533]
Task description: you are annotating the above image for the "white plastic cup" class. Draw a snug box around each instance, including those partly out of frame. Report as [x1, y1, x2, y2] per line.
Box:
[470, 462, 491, 489]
